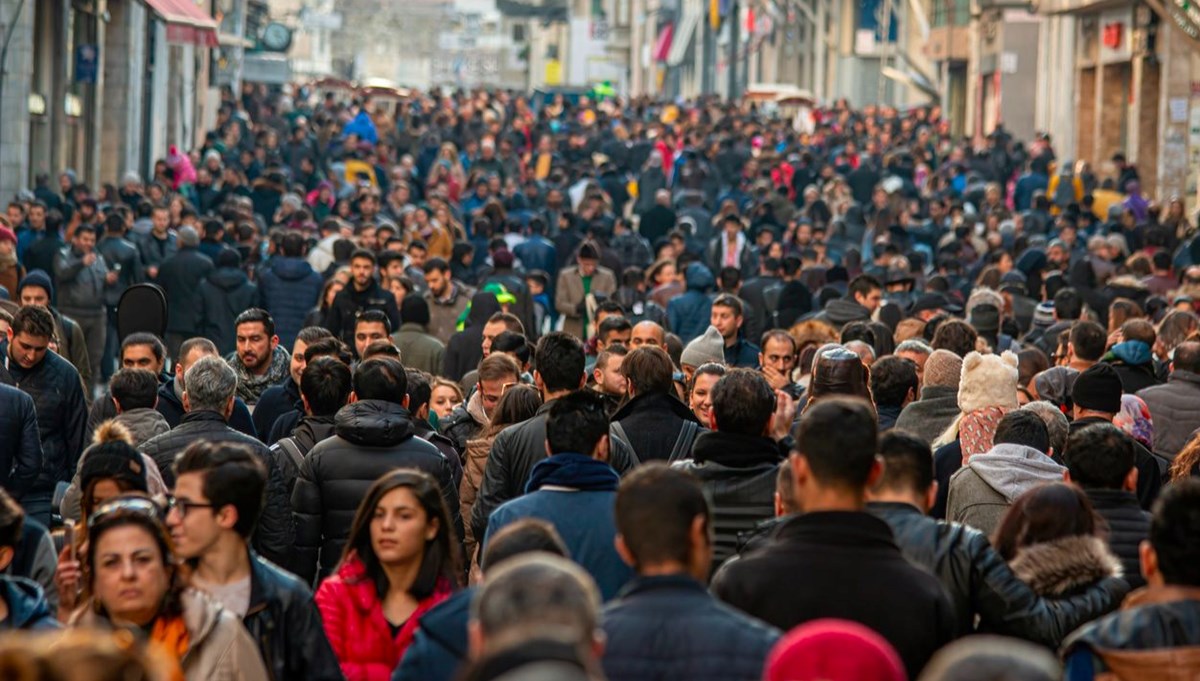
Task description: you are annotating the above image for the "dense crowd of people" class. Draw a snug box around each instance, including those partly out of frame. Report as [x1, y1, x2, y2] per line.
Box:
[0, 83, 1198, 680]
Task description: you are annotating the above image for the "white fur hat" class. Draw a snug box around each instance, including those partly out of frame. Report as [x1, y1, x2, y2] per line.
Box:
[957, 351, 1019, 414]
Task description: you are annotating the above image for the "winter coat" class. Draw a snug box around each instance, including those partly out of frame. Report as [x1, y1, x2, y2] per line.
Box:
[257, 256, 323, 348]
[425, 282, 475, 346]
[138, 411, 294, 568]
[673, 431, 783, 573]
[61, 419, 169, 521]
[136, 230, 179, 272]
[1009, 534, 1123, 598]
[252, 378, 301, 446]
[270, 415, 337, 497]
[392, 588, 471, 681]
[601, 574, 780, 681]
[199, 266, 259, 355]
[156, 377, 258, 440]
[158, 246, 214, 335]
[323, 281, 400, 349]
[667, 263, 715, 343]
[292, 400, 460, 582]
[868, 501, 1126, 645]
[612, 392, 701, 464]
[1137, 370, 1200, 460]
[461, 431, 499, 566]
[442, 292, 501, 381]
[0, 576, 58, 630]
[0, 342, 87, 495]
[712, 511, 958, 679]
[894, 385, 962, 445]
[244, 550, 343, 681]
[512, 236, 558, 282]
[1063, 585, 1200, 680]
[315, 554, 452, 681]
[392, 323, 445, 377]
[468, 400, 638, 546]
[810, 297, 873, 331]
[1085, 488, 1151, 590]
[1104, 340, 1162, 395]
[441, 391, 488, 455]
[1070, 416, 1165, 510]
[52, 246, 108, 312]
[555, 265, 617, 340]
[0, 383, 43, 499]
[946, 443, 1067, 536]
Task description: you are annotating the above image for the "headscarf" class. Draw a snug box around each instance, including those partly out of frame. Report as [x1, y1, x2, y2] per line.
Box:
[1113, 394, 1154, 449]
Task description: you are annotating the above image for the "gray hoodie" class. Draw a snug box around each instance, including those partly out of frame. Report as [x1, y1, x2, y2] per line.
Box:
[946, 443, 1065, 537]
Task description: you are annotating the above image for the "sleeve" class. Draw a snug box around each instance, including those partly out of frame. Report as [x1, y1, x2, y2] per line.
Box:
[1063, 649, 1098, 681]
[12, 393, 43, 497]
[54, 250, 85, 283]
[30, 529, 59, 613]
[555, 272, 577, 318]
[69, 325, 92, 395]
[289, 589, 344, 681]
[314, 581, 352, 678]
[250, 444, 295, 571]
[292, 454, 324, 585]
[63, 374, 88, 479]
[223, 615, 272, 681]
[470, 432, 514, 545]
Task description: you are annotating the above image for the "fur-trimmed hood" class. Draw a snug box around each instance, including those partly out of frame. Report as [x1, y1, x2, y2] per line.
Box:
[958, 350, 1019, 414]
[1010, 535, 1123, 597]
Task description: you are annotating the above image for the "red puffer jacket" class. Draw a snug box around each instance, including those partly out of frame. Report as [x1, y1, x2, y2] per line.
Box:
[315, 554, 452, 681]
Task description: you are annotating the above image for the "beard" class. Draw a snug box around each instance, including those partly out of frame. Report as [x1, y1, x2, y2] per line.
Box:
[241, 351, 270, 374]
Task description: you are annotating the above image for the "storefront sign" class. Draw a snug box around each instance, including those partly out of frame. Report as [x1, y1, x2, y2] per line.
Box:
[75, 44, 98, 84]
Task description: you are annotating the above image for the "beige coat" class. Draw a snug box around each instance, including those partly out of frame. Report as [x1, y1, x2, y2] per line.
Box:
[460, 431, 498, 568]
[555, 266, 617, 339]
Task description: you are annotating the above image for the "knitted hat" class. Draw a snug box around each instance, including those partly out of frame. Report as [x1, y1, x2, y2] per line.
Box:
[401, 295, 431, 326]
[0, 225, 15, 245]
[80, 441, 148, 495]
[924, 349, 964, 389]
[958, 351, 1019, 413]
[764, 619, 906, 681]
[969, 303, 1001, 335]
[1072, 363, 1123, 414]
[1033, 301, 1055, 328]
[16, 269, 54, 300]
[680, 326, 725, 368]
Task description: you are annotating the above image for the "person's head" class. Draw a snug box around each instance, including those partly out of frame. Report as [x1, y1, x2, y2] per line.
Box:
[791, 398, 881, 509]
[352, 357, 409, 406]
[894, 339, 932, 383]
[621, 345, 674, 398]
[354, 309, 392, 358]
[109, 368, 158, 413]
[534, 332, 586, 396]
[120, 333, 167, 374]
[483, 383, 542, 438]
[759, 330, 798, 377]
[596, 316, 632, 350]
[992, 409, 1051, 455]
[430, 379, 464, 421]
[1064, 422, 1137, 492]
[300, 356, 353, 418]
[710, 369, 776, 435]
[1020, 400, 1071, 458]
[710, 294, 744, 342]
[870, 356, 918, 410]
[1068, 320, 1106, 364]
[992, 483, 1098, 562]
[6, 305, 54, 369]
[167, 442, 265, 560]
[688, 363, 726, 426]
[545, 390, 610, 460]
[806, 345, 872, 406]
[615, 463, 712, 582]
[1071, 362, 1124, 419]
[593, 343, 628, 396]
[72, 224, 98, 253]
[931, 319, 979, 358]
[0, 490, 21, 571]
[849, 274, 884, 313]
[476, 353, 522, 418]
[349, 249, 377, 289]
[577, 241, 600, 276]
[918, 636, 1061, 681]
[479, 518, 569, 575]
[1143, 478, 1200, 587]
[288, 326, 334, 385]
[870, 430, 936, 511]
[233, 308, 278, 374]
[1054, 287, 1083, 321]
[1172, 341, 1200, 374]
[629, 320, 665, 349]
[85, 496, 184, 627]
[422, 257, 453, 297]
[482, 312, 523, 356]
[341, 469, 459, 599]
[182, 355, 237, 418]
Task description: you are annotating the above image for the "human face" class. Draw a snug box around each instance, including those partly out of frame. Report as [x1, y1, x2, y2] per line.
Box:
[121, 343, 163, 374]
[90, 479, 124, 509]
[424, 268, 450, 298]
[73, 229, 96, 254]
[371, 487, 438, 566]
[578, 257, 598, 277]
[385, 260, 407, 282]
[92, 525, 172, 627]
[629, 322, 664, 349]
[8, 331, 49, 369]
[760, 337, 797, 375]
[19, 285, 50, 307]
[325, 280, 345, 307]
[654, 263, 676, 286]
[481, 321, 507, 357]
[477, 376, 516, 418]
[710, 305, 742, 342]
[854, 287, 884, 313]
[29, 206, 45, 228]
[166, 472, 222, 560]
[896, 350, 928, 385]
[430, 385, 459, 420]
[594, 355, 626, 395]
[689, 373, 720, 426]
[289, 339, 309, 385]
[5, 205, 22, 225]
[389, 277, 408, 307]
[350, 257, 375, 290]
[236, 322, 276, 375]
[359, 227, 378, 251]
[408, 247, 427, 269]
[599, 329, 631, 351]
[355, 322, 389, 359]
[151, 209, 170, 234]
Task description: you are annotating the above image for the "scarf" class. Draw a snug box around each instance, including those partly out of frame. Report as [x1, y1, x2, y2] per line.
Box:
[1104, 340, 1153, 367]
[525, 452, 619, 494]
[1114, 394, 1154, 449]
[960, 406, 1008, 461]
[721, 230, 746, 268]
[150, 615, 190, 681]
[230, 345, 291, 405]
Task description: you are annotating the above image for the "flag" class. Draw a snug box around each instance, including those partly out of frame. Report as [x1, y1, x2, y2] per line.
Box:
[710, 0, 720, 30]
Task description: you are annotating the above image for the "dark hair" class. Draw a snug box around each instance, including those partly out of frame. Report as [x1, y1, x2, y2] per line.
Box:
[1149, 479, 1200, 586]
[302, 357, 353, 416]
[1121, 318, 1156, 346]
[483, 384, 542, 438]
[993, 410, 1051, 453]
[353, 357, 408, 404]
[622, 346, 674, 396]
[281, 231, 306, 257]
[711, 369, 776, 436]
[120, 333, 166, 366]
[423, 257, 451, 274]
[363, 340, 400, 360]
[876, 430, 934, 494]
[296, 326, 334, 346]
[615, 462, 710, 569]
[1064, 423, 1136, 490]
[341, 470, 460, 599]
[840, 320, 876, 348]
[1054, 288, 1083, 321]
[794, 397, 878, 488]
[480, 518, 568, 572]
[110, 368, 159, 411]
[234, 308, 275, 338]
[993, 483, 1098, 561]
[760, 329, 797, 354]
[350, 248, 377, 265]
[401, 295, 432, 326]
[597, 316, 632, 344]
[534, 332, 585, 393]
[870, 356, 918, 408]
[545, 390, 611, 456]
[931, 319, 979, 358]
[488, 312, 526, 336]
[711, 293, 743, 317]
[11, 306, 55, 339]
[1069, 321, 1107, 361]
[1175, 342, 1200, 374]
[85, 496, 186, 621]
[173, 442, 265, 538]
[303, 337, 353, 364]
[405, 370, 433, 413]
[491, 331, 530, 365]
[355, 309, 393, 335]
[849, 274, 883, 299]
[0, 489, 24, 550]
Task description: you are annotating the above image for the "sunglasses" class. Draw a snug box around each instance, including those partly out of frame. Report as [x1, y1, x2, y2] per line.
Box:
[88, 497, 164, 529]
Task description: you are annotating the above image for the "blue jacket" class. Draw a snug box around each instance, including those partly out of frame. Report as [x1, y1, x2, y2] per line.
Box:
[392, 588, 472, 681]
[258, 256, 324, 348]
[0, 383, 43, 499]
[513, 236, 559, 284]
[723, 338, 760, 369]
[253, 377, 302, 444]
[668, 263, 715, 343]
[0, 576, 59, 630]
[602, 574, 779, 681]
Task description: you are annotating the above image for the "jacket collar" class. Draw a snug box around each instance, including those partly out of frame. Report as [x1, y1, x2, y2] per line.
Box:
[691, 430, 782, 466]
[1169, 370, 1200, 387]
[865, 500, 925, 518]
[919, 384, 958, 401]
[1124, 585, 1200, 609]
[611, 391, 699, 423]
[615, 573, 707, 600]
[247, 550, 284, 614]
[1085, 488, 1143, 510]
[180, 410, 228, 425]
[775, 510, 899, 551]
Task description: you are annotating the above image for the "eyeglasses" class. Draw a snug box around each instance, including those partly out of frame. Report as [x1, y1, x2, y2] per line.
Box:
[88, 497, 164, 529]
[166, 496, 215, 519]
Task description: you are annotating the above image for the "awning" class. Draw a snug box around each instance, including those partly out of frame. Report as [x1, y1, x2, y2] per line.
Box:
[143, 0, 219, 47]
[652, 23, 674, 62]
[882, 65, 940, 100]
[667, 8, 701, 66]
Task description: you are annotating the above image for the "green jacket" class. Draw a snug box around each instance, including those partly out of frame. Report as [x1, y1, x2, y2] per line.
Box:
[392, 323, 446, 377]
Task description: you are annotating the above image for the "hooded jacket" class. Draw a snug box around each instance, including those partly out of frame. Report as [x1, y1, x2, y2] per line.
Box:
[199, 266, 259, 355]
[1103, 340, 1161, 395]
[894, 385, 962, 445]
[946, 443, 1065, 536]
[667, 263, 715, 343]
[1009, 535, 1123, 599]
[292, 400, 460, 582]
[257, 256, 323, 348]
[61, 419, 168, 521]
[0, 576, 58, 631]
[811, 297, 873, 331]
[0, 383, 42, 500]
[442, 292, 501, 381]
[441, 390, 489, 454]
[1137, 370, 1200, 460]
[1063, 585, 1200, 679]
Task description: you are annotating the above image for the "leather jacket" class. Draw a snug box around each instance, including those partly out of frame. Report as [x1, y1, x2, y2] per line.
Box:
[244, 551, 342, 681]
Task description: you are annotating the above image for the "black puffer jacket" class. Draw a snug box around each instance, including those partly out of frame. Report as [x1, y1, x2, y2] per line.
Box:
[0, 343, 87, 495]
[245, 551, 342, 681]
[138, 410, 294, 568]
[269, 415, 337, 497]
[469, 400, 638, 544]
[292, 400, 460, 583]
[612, 392, 701, 463]
[157, 246, 214, 336]
[0, 383, 43, 499]
[1084, 488, 1151, 590]
[198, 266, 258, 355]
[868, 501, 1128, 647]
[672, 431, 783, 573]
